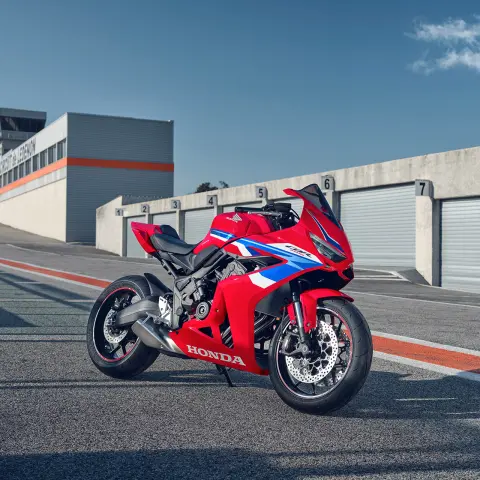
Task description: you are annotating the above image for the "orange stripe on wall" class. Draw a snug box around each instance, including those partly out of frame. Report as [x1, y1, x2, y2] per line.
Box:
[0, 157, 174, 196]
[67, 157, 174, 171]
[0, 158, 68, 195]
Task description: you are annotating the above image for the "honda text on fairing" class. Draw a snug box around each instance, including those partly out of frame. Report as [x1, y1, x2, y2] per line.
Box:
[86, 184, 373, 414]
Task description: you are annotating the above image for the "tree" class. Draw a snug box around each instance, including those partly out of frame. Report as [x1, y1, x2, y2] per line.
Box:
[194, 181, 229, 193]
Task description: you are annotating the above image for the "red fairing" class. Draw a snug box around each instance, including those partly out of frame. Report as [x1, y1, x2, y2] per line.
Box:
[130, 222, 162, 255]
[284, 188, 354, 269]
[193, 212, 274, 254]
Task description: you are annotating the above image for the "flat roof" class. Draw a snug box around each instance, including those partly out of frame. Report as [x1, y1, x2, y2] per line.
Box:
[0, 108, 47, 120]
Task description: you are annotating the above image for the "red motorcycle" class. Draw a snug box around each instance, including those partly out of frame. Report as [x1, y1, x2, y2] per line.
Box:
[87, 184, 372, 414]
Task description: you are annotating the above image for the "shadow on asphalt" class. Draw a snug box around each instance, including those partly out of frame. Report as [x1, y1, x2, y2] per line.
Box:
[0, 365, 478, 422]
[1, 443, 479, 480]
[0, 270, 95, 310]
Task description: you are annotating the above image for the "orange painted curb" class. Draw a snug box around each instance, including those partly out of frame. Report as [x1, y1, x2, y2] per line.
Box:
[0, 259, 110, 289]
[373, 335, 480, 373]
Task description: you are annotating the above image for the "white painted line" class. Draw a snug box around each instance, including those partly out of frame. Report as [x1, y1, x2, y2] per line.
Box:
[445, 411, 480, 415]
[374, 351, 480, 383]
[355, 268, 407, 280]
[13, 281, 43, 284]
[0, 380, 244, 388]
[355, 275, 397, 278]
[5, 244, 154, 266]
[372, 331, 480, 357]
[346, 290, 480, 309]
[5, 244, 60, 256]
[354, 277, 406, 281]
[0, 334, 85, 341]
[0, 298, 94, 302]
[395, 397, 456, 402]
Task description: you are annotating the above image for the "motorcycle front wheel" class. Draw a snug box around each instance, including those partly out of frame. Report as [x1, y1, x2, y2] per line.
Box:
[268, 298, 373, 415]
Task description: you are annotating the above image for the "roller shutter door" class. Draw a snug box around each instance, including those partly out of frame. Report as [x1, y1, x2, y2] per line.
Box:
[184, 208, 215, 244]
[126, 215, 146, 258]
[340, 185, 415, 266]
[152, 212, 177, 232]
[223, 201, 262, 213]
[441, 198, 480, 293]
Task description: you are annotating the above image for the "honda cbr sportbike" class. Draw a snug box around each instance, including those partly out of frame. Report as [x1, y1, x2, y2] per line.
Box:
[87, 184, 373, 414]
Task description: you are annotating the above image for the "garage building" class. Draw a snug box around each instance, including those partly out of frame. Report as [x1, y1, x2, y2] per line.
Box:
[0, 111, 174, 243]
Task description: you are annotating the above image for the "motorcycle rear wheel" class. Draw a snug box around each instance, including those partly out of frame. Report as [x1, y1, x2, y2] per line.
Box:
[86, 275, 159, 379]
[268, 298, 372, 415]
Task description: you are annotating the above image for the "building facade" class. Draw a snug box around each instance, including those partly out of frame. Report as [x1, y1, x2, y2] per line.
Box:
[0, 112, 174, 243]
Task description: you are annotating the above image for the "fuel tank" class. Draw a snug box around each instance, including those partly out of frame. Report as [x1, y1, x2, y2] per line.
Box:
[193, 211, 274, 254]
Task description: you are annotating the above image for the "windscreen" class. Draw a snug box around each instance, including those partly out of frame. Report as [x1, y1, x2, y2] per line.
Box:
[294, 184, 342, 229]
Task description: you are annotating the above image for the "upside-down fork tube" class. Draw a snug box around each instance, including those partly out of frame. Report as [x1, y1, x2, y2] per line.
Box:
[286, 289, 354, 334]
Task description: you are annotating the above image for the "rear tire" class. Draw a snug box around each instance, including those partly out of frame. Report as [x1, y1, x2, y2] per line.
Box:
[268, 298, 372, 415]
[86, 275, 159, 379]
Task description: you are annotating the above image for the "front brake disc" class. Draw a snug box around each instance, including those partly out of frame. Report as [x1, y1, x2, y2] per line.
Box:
[285, 321, 339, 383]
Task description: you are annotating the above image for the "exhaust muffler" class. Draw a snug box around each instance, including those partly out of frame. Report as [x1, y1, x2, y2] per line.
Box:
[131, 316, 189, 359]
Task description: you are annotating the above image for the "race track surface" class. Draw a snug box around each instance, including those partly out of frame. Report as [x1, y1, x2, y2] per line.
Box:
[0, 225, 479, 480]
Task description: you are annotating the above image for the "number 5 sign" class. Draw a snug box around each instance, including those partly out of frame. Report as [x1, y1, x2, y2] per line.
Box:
[415, 179, 433, 198]
[255, 186, 268, 199]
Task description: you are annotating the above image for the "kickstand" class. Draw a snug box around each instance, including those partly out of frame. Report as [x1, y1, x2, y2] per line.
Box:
[215, 364, 235, 387]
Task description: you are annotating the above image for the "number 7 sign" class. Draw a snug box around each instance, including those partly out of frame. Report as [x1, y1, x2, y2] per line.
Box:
[415, 179, 433, 197]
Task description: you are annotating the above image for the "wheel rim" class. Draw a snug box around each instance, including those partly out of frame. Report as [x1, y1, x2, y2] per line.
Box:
[275, 307, 353, 399]
[93, 287, 141, 363]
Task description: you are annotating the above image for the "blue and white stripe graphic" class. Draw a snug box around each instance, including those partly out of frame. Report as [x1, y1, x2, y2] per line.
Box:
[307, 210, 344, 253]
[207, 229, 323, 288]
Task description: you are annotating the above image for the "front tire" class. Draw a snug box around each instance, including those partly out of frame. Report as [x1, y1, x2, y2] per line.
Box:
[86, 275, 159, 379]
[268, 298, 373, 415]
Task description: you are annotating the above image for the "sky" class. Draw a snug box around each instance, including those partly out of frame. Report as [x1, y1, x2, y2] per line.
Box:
[3, 0, 480, 195]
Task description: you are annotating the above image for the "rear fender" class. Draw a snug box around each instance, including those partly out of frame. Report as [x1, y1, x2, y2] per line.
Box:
[287, 289, 354, 333]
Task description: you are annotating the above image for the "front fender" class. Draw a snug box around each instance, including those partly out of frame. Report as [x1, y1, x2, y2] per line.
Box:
[287, 289, 354, 333]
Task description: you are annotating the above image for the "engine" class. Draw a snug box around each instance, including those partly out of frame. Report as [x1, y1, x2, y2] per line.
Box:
[215, 259, 248, 282]
[174, 259, 248, 320]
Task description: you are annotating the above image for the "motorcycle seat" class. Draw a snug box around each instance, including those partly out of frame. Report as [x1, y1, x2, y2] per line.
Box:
[150, 226, 197, 255]
[150, 225, 221, 273]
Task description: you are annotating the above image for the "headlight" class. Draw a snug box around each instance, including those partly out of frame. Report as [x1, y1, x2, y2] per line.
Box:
[309, 232, 346, 263]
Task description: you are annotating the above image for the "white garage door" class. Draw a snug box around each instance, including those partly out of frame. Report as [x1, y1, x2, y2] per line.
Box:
[152, 212, 177, 233]
[126, 215, 146, 258]
[223, 201, 262, 213]
[340, 184, 416, 267]
[441, 198, 480, 293]
[184, 208, 215, 244]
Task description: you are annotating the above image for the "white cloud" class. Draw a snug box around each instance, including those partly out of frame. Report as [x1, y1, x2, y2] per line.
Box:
[408, 16, 480, 74]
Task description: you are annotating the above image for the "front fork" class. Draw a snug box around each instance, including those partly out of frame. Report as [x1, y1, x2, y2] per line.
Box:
[289, 280, 311, 356]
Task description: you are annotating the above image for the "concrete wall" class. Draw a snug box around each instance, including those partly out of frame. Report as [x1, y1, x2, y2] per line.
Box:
[96, 196, 124, 255]
[97, 146, 480, 285]
[0, 178, 67, 241]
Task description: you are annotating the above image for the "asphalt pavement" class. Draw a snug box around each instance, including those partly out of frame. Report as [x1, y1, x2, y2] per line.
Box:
[0, 224, 479, 479]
